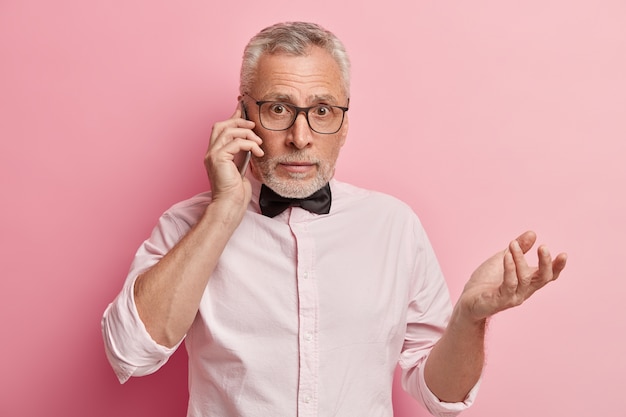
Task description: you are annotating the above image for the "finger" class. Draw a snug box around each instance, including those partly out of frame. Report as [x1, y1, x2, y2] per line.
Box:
[207, 137, 263, 169]
[502, 249, 518, 296]
[515, 230, 537, 254]
[209, 126, 262, 153]
[551, 252, 568, 280]
[210, 108, 240, 142]
[536, 245, 554, 283]
[225, 137, 264, 158]
[209, 109, 256, 147]
[230, 104, 252, 122]
[509, 239, 530, 275]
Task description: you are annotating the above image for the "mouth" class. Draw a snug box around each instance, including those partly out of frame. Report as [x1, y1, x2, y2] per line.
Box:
[279, 162, 316, 174]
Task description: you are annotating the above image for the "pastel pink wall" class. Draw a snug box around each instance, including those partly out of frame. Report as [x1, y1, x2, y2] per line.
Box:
[1, 1, 624, 416]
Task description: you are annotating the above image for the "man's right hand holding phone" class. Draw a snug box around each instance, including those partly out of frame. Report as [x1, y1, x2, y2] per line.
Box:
[204, 104, 264, 222]
[134, 105, 263, 348]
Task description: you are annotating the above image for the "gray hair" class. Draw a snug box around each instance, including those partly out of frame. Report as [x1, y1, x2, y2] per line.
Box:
[240, 21, 351, 97]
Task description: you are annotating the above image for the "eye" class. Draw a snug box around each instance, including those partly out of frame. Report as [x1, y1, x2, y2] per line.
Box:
[313, 105, 332, 117]
[269, 103, 289, 115]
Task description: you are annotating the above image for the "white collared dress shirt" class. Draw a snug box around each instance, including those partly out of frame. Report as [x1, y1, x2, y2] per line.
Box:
[102, 177, 479, 417]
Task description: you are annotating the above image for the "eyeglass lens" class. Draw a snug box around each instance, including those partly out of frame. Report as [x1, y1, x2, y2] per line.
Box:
[259, 102, 345, 134]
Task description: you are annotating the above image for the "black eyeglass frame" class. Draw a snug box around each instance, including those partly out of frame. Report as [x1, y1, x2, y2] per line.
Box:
[244, 93, 349, 135]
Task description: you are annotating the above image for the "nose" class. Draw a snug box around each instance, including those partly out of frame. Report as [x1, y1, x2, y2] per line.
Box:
[286, 111, 313, 149]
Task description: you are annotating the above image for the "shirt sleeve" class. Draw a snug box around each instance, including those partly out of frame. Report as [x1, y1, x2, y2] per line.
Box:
[101, 211, 189, 383]
[398, 222, 480, 416]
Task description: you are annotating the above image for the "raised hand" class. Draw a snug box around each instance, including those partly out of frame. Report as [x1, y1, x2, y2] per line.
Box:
[458, 231, 568, 323]
[204, 105, 264, 208]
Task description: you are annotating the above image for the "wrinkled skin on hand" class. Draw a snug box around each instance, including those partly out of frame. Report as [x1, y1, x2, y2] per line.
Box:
[459, 231, 568, 323]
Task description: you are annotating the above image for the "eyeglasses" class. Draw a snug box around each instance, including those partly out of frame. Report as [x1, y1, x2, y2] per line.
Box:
[244, 94, 349, 134]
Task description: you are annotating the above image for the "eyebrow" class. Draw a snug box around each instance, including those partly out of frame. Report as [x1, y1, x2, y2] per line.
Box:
[261, 93, 340, 105]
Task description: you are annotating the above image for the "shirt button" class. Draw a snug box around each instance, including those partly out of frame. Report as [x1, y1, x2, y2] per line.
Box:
[304, 396, 312, 404]
[303, 271, 309, 279]
[304, 332, 313, 341]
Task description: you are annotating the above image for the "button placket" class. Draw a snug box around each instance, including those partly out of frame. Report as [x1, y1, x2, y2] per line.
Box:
[289, 213, 319, 417]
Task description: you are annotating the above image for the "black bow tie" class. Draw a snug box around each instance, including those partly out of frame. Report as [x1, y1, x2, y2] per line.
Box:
[259, 183, 332, 218]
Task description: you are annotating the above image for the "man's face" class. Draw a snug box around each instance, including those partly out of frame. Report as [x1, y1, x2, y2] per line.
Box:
[245, 46, 349, 199]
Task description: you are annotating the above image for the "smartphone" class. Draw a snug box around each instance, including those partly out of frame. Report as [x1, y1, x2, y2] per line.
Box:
[236, 100, 252, 177]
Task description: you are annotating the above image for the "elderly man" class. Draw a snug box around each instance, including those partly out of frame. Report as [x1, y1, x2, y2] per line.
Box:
[102, 21, 567, 417]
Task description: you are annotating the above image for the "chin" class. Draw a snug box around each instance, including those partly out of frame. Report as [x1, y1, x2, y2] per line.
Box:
[264, 175, 328, 199]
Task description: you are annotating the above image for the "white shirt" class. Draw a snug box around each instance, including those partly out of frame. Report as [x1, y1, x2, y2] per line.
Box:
[102, 177, 479, 417]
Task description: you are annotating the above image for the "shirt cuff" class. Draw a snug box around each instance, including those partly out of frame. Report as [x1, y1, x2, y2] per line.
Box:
[101, 277, 180, 383]
[416, 360, 481, 417]
[399, 353, 481, 417]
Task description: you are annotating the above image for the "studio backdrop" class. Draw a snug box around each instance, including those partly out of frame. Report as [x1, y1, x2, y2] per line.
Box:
[1, 1, 624, 416]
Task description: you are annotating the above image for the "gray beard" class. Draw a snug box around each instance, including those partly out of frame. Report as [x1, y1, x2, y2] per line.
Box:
[254, 153, 334, 199]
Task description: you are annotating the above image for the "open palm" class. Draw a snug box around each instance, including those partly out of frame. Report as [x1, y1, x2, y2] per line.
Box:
[459, 231, 568, 322]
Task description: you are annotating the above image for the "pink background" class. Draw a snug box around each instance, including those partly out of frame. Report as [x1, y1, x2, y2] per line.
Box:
[1, 1, 625, 416]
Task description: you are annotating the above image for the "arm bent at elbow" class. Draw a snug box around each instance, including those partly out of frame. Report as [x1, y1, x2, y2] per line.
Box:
[425, 231, 567, 402]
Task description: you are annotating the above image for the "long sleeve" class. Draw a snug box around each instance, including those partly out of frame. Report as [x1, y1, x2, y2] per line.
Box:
[101, 205, 198, 383]
[101, 277, 180, 383]
[398, 224, 480, 416]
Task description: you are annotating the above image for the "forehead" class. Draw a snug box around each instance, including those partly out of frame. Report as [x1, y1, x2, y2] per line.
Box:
[251, 46, 346, 103]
